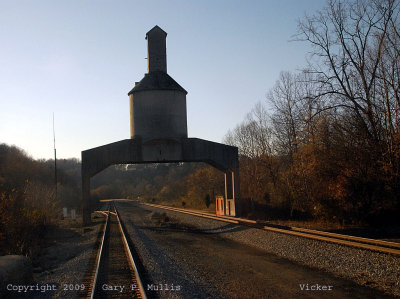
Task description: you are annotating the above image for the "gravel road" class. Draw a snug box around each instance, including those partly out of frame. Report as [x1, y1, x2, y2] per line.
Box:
[116, 201, 397, 299]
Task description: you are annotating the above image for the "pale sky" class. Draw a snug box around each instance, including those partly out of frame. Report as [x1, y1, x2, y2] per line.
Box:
[0, 0, 325, 160]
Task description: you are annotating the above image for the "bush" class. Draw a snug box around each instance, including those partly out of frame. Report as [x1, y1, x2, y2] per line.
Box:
[0, 189, 52, 258]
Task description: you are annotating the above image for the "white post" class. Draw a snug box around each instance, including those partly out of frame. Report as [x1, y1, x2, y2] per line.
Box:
[71, 209, 76, 220]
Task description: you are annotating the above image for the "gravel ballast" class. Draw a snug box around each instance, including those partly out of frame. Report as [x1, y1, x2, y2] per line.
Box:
[30, 215, 104, 299]
[14, 202, 397, 298]
[139, 203, 400, 297]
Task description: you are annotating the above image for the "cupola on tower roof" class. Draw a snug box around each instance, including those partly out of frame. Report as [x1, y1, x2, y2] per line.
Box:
[128, 25, 187, 95]
[146, 25, 167, 73]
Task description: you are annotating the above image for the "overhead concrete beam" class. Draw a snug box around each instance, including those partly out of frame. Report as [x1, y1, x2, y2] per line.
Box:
[82, 138, 239, 225]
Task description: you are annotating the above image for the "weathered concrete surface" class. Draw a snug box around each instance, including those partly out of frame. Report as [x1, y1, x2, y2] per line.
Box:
[0, 255, 33, 296]
[129, 89, 187, 141]
[128, 27, 187, 142]
[82, 138, 240, 225]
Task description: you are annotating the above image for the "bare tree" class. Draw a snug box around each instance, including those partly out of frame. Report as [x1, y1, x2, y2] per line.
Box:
[223, 102, 275, 204]
[267, 71, 303, 160]
[297, 0, 399, 144]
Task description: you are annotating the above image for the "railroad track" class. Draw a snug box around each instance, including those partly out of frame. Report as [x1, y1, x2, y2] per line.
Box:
[143, 202, 400, 256]
[80, 202, 147, 299]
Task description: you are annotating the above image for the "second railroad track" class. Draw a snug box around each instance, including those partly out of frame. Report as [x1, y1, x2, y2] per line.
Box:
[143, 202, 400, 256]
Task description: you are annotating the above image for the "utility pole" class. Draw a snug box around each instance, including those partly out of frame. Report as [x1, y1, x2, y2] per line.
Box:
[53, 113, 57, 200]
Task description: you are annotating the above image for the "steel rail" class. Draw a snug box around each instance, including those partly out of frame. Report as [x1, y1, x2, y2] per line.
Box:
[142, 202, 400, 256]
[291, 226, 400, 249]
[113, 202, 147, 299]
[144, 203, 239, 224]
[89, 207, 110, 299]
[262, 225, 400, 256]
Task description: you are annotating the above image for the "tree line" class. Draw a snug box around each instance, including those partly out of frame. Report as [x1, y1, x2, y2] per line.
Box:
[0, 144, 80, 257]
[91, 162, 224, 209]
[225, 0, 400, 225]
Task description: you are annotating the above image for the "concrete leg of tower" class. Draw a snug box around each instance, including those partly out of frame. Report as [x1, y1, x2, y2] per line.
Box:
[81, 138, 240, 226]
[82, 173, 91, 225]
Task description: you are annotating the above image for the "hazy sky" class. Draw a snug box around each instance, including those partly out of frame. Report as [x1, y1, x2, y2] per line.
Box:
[1, 0, 325, 160]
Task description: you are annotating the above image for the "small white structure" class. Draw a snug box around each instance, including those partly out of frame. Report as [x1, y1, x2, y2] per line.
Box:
[63, 207, 68, 218]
